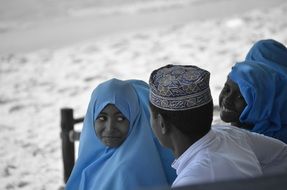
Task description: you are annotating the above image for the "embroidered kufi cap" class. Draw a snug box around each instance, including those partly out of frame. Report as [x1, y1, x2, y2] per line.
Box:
[149, 64, 212, 111]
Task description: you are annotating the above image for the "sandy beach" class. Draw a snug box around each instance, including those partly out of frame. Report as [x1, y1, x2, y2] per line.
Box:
[0, 0, 285, 53]
[0, 0, 287, 189]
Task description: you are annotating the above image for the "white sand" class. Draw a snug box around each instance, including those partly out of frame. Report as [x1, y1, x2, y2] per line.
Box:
[0, 0, 285, 53]
[0, 0, 287, 189]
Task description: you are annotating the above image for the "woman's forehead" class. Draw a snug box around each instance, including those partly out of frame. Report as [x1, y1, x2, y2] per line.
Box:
[100, 104, 122, 114]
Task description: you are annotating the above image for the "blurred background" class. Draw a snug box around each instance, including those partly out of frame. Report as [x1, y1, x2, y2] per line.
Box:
[0, 0, 286, 189]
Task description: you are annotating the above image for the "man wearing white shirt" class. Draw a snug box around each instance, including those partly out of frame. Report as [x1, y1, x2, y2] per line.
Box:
[148, 64, 287, 188]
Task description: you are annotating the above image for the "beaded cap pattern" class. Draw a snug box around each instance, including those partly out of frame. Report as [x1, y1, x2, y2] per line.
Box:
[149, 65, 212, 111]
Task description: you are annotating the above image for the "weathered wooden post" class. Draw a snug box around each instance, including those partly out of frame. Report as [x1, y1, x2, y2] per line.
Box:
[60, 108, 75, 183]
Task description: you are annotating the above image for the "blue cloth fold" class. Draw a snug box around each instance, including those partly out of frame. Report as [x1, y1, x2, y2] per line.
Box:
[245, 39, 287, 76]
[229, 39, 287, 143]
[66, 79, 176, 190]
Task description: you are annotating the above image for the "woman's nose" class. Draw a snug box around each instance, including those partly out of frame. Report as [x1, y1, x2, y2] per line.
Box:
[105, 119, 115, 131]
[226, 91, 238, 105]
[222, 91, 233, 104]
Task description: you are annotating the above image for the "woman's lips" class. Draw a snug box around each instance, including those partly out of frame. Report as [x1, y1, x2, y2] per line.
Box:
[102, 136, 121, 139]
[102, 136, 122, 146]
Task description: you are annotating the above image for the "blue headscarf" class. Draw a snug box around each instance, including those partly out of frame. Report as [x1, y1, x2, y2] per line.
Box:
[66, 79, 176, 190]
[245, 39, 287, 76]
[229, 39, 287, 143]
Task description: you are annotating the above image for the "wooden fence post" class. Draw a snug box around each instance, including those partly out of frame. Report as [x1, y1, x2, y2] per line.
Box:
[60, 108, 75, 183]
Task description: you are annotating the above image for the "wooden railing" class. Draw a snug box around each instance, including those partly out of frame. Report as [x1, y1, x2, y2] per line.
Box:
[60, 108, 83, 183]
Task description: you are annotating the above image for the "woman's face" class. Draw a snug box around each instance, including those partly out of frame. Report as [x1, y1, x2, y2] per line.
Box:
[219, 78, 247, 126]
[95, 104, 130, 148]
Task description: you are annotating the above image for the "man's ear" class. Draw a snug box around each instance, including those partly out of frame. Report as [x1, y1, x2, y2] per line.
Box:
[157, 114, 168, 135]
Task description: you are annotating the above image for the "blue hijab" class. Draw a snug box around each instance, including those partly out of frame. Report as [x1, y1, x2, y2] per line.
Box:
[229, 40, 287, 143]
[245, 39, 287, 76]
[66, 79, 176, 190]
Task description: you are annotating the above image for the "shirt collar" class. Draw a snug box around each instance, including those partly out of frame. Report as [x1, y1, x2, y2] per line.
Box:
[172, 129, 216, 173]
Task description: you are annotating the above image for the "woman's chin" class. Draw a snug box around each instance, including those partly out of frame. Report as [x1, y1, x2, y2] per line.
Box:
[220, 111, 239, 123]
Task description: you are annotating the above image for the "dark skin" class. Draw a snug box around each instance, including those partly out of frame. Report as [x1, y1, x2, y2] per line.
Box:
[219, 77, 253, 130]
[94, 104, 130, 148]
[150, 113, 201, 158]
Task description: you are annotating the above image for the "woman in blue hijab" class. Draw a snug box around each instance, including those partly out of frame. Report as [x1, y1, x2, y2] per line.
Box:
[66, 79, 176, 190]
[219, 39, 287, 143]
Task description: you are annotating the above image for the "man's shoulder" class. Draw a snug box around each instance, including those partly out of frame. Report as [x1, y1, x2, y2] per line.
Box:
[211, 124, 250, 135]
[173, 158, 214, 187]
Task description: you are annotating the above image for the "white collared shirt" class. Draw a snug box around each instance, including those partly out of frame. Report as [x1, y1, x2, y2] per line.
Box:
[172, 125, 287, 187]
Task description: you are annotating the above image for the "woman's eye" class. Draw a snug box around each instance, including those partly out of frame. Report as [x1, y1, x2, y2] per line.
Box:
[117, 116, 126, 121]
[97, 116, 106, 121]
[223, 86, 229, 93]
[237, 94, 244, 100]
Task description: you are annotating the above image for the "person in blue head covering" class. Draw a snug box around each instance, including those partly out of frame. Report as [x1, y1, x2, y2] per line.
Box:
[66, 78, 176, 190]
[149, 64, 287, 188]
[219, 39, 287, 143]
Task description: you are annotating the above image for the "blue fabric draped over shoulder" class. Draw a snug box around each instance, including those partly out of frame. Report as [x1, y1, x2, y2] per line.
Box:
[229, 59, 287, 143]
[66, 78, 176, 190]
